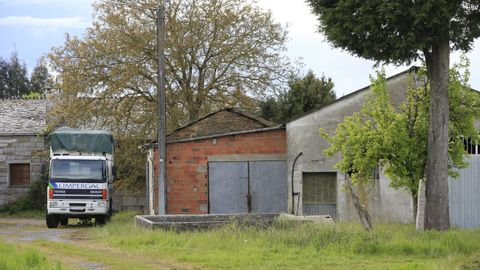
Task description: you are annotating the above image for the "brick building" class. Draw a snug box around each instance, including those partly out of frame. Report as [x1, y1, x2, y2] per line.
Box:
[145, 108, 287, 215]
[0, 98, 47, 206]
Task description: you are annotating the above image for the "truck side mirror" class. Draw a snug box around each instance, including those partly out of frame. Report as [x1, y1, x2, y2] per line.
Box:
[112, 166, 117, 178]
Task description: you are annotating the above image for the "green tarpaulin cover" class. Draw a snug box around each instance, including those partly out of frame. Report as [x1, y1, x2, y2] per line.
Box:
[48, 127, 114, 154]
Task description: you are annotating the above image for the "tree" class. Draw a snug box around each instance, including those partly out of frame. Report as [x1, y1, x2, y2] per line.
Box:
[260, 70, 335, 123]
[0, 58, 8, 98]
[0, 52, 30, 98]
[323, 61, 480, 229]
[7, 52, 30, 97]
[259, 96, 284, 123]
[48, 0, 293, 188]
[49, 0, 292, 128]
[30, 58, 53, 94]
[308, 0, 480, 230]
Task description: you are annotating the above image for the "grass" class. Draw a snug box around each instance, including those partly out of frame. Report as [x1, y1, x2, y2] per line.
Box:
[0, 240, 63, 270]
[2, 211, 479, 269]
[91, 212, 480, 269]
[0, 210, 44, 219]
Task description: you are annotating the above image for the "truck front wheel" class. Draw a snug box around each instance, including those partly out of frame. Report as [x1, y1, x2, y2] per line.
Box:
[46, 215, 59, 228]
[60, 218, 68, 226]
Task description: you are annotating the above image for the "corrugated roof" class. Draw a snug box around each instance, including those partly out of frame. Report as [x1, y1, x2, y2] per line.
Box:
[0, 98, 47, 135]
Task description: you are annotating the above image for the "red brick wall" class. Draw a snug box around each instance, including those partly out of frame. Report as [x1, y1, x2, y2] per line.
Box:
[155, 128, 286, 214]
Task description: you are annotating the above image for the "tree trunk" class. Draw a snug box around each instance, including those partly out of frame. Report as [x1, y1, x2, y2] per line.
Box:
[412, 194, 418, 222]
[344, 175, 373, 231]
[424, 37, 450, 231]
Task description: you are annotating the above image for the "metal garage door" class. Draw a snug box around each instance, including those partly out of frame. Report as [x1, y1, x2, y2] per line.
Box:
[209, 161, 287, 214]
[449, 155, 480, 228]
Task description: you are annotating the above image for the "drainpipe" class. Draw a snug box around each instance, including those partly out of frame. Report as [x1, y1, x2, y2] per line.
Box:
[145, 161, 149, 214]
[291, 152, 303, 215]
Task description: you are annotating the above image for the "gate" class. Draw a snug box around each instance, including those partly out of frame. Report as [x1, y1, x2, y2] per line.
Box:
[209, 161, 287, 214]
[449, 155, 480, 228]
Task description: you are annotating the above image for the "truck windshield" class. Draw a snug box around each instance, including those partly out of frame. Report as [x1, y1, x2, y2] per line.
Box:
[50, 159, 106, 182]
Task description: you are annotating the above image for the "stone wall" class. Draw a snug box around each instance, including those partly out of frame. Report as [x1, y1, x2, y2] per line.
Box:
[0, 135, 46, 206]
[111, 190, 146, 213]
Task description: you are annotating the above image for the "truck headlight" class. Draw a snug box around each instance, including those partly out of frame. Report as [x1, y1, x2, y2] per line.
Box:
[49, 202, 59, 208]
[98, 201, 107, 208]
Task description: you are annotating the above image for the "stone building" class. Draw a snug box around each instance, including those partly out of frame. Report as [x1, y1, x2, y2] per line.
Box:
[146, 108, 287, 215]
[0, 98, 47, 206]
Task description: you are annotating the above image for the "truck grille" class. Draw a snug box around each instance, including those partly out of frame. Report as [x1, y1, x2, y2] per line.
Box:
[53, 189, 103, 200]
[69, 203, 86, 207]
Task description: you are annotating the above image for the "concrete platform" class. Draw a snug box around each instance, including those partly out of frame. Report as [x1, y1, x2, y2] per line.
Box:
[135, 213, 279, 231]
[277, 213, 335, 225]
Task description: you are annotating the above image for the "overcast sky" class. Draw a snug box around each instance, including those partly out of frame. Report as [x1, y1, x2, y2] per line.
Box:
[1, 0, 479, 96]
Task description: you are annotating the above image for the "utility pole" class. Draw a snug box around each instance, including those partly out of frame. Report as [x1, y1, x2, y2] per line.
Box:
[157, 1, 167, 215]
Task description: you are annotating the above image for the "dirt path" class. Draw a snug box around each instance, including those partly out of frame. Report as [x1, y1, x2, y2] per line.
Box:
[0, 217, 200, 270]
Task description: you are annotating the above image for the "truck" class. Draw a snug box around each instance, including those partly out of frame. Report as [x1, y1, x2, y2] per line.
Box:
[46, 127, 115, 228]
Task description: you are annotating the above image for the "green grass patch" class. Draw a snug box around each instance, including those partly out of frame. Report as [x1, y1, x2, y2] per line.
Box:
[0, 239, 63, 270]
[0, 210, 44, 219]
[91, 212, 480, 269]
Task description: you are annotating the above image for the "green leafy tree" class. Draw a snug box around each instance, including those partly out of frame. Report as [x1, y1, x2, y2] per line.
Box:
[260, 70, 335, 123]
[30, 58, 52, 94]
[0, 58, 8, 98]
[0, 52, 30, 98]
[307, 0, 480, 230]
[7, 52, 30, 97]
[259, 96, 284, 123]
[323, 60, 480, 226]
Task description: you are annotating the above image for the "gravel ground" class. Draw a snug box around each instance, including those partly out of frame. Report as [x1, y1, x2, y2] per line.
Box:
[0, 217, 196, 270]
[0, 217, 105, 269]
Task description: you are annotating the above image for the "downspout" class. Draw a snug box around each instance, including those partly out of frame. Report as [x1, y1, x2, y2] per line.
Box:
[291, 152, 303, 215]
[145, 161, 149, 214]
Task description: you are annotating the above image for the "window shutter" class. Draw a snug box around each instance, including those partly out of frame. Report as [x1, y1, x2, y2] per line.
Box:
[10, 164, 30, 186]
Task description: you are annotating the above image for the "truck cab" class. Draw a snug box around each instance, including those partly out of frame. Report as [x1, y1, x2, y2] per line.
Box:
[46, 128, 115, 228]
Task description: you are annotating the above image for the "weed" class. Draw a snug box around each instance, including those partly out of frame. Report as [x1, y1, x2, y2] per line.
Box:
[91, 212, 480, 269]
[0, 240, 62, 270]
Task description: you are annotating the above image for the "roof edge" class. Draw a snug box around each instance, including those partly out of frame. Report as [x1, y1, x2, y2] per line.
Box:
[286, 66, 419, 124]
[0, 133, 44, 136]
[143, 125, 285, 148]
[168, 125, 284, 144]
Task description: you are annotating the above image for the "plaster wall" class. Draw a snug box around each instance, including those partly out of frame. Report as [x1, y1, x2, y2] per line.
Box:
[287, 71, 415, 222]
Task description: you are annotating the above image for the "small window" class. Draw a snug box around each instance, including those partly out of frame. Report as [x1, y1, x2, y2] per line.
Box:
[303, 172, 337, 218]
[9, 164, 30, 186]
[464, 138, 479, 155]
